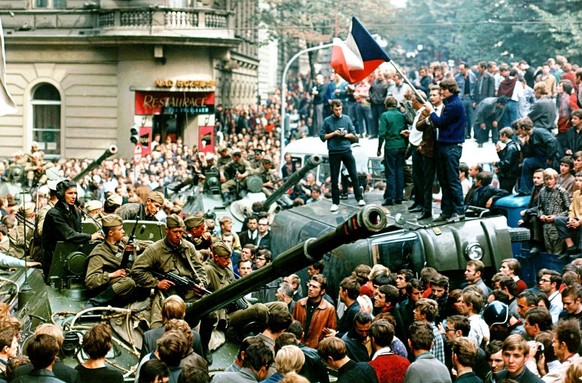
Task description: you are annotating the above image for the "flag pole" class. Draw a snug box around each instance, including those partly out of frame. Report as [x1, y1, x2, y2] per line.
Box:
[389, 62, 428, 104]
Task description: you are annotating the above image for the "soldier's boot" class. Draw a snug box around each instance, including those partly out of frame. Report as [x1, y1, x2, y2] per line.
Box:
[87, 286, 117, 308]
[222, 192, 231, 205]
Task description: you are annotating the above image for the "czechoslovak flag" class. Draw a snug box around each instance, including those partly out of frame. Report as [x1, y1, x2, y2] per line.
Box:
[330, 16, 391, 84]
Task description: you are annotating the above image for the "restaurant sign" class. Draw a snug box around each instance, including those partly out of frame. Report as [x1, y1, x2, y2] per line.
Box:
[135, 91, 215, 115]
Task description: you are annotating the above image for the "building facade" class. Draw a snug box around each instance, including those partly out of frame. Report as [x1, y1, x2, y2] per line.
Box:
[1, 0, 258, 159]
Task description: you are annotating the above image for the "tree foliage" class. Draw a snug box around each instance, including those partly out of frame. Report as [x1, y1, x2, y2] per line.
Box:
[257, 0, 582, 76]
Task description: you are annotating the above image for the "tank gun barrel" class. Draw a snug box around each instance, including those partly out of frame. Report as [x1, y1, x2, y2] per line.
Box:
[262, 155, 322, 211]
[188, 205, 386, 319]
[72, 145, 118, 183]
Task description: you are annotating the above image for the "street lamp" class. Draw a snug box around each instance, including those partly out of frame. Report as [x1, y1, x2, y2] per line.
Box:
[280, 43, 333, 154]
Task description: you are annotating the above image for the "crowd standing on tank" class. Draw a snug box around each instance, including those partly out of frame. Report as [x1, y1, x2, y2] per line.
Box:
[0, 55, 581, 383]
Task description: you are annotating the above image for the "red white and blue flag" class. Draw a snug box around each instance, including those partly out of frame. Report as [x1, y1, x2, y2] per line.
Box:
[330, 16, 391, 84]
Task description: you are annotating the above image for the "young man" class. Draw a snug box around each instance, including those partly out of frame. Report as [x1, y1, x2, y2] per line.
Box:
[211, 342, 274, 383]
[317, 337, 378, 383]
[403, 321, 451, 383]
[13, 334, 62, 383]
[518, 168, 546, 254]
[464, 260, 491, 297]
[424, 78, 466, 223]
[558, 286, 582, 326]
[537, 269, 563, 324]
[320, 99, 365, 212]
[494, 126, 520, 193]
[494, 335, 543, 383]
[536, 168, 570, 255]
[414, 298, 445, 364]
[368, 320, 410, 383]
[451, 337, 483, 383]
[499, 258, 528, 295]
[292, 274, 337, 348]
[542, 319, 581, 383]
[558, 156, 575, 196]
[554, 171, 582, 259]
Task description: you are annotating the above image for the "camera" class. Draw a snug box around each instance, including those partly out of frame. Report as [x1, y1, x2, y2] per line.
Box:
[339, 128, 346, 136]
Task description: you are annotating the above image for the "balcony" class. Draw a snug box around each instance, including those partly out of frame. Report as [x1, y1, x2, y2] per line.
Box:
[1, 7, 236, 45]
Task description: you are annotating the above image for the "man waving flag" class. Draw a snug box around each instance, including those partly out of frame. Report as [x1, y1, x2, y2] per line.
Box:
[0, 17, 17, 116]
[330, 16, 391, 84]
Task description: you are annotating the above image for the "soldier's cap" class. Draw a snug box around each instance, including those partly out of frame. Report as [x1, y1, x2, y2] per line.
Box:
[107, 193, 123, 206]
[217, 145, 228, 153]
[184, 215, 205, 229]
[85, 200, 103, 212]
[147, 191, 164, 205]
[232, 149, 242, 157]
[166, 214, 184, 229]
[212, 239, 232, 258]
[47, 180, 59, 191]
[262, 156, 273, 164]
[102, 214, 123, 229]
[19, 202, 35, 216]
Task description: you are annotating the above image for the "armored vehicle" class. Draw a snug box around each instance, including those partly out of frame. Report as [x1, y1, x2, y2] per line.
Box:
[3, 205, 387, 379]
[271, 198, 529, 298]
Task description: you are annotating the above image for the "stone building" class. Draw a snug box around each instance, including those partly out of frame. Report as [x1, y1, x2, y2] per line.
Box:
[0, 0, 257, 159]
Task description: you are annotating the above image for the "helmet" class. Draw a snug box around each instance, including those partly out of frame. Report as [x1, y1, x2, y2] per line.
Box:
[483, 300, 509, 326]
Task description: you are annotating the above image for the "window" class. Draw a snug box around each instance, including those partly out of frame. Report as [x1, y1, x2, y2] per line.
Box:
[36, 0, 66, 8]
[371, 231, 425, 273]
[32, 84, 61, 158]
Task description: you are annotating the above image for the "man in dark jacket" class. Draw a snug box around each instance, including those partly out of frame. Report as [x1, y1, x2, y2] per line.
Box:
[424, 78, 466, 223]
[494, 127, 521, 193]
[41, 179, 103, 278]
[514, 116, 559, 195]
[464, 171, 509, 213]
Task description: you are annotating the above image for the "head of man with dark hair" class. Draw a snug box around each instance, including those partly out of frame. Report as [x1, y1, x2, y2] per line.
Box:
[137, 359, 170, 383]
[156, 330, 188, 367]
[538, 269, 562, 299]
[444, 315, 471, 344]
[266, 309, 293, 335]
[349, 312, 373, 343]
[0, 316, 21, 362]
[340, 276, 360, 302]
[242, 342, 274, 381]
[317, 337, 347, 366]
[396, 269, 414, 295]
[553, 319, 581, 363]
[497, 275, 518, 299]
[374, 284, 399, 314]
[230, 336, 263, 371]
[369, 320, 395, 350]
[485, 340, 505, 375]
[561, 285, 582, 318]
[516, 291, 539, 319]
[464, 260, 486, 287]
[307, 261, 324, 277]
[405, 279, 424, 304]
[408, 321, 434, 354]
[177, 364, 209, 383]
[82, 323, 113, 360]
[26, 334, 60, 370]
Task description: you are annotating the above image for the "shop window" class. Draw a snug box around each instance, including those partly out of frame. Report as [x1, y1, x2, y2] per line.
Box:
[36, 0, 66, 8]
[31, 84, 61, 158]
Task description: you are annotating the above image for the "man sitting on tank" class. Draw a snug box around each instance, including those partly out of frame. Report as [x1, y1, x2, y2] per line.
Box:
[116, 191, 164, 221]
[219, 149, 252, 205]
[253, 156, 280, 197]
[41, 179, 104, 280]
[131, 214, 207, 329]
[85, 214, 147, 307]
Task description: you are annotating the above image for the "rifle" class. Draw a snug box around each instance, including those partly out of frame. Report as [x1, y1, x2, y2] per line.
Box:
[120, 218, 139, 270]
[151, 270, 249, 313]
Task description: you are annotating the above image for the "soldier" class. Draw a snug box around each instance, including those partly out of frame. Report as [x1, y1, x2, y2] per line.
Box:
[216, 146, 232, 169]
[85, 214, 140, 307]
[8, 202, 35, 259]
[184, 215, 212, 250]
[24, 142, 48, 188]
[131, 214, 207, 329]
[41, 179, 104, 278]
[250, 148, 265, 169]
[117, 191, 164, 221]
[30, 181, 57, 262]
[84, 200, 105, 229]
[219, 149, 252, 204]
[254, 156, 280, 196]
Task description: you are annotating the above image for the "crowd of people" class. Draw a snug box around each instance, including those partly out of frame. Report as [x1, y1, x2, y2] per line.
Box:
[0, 54, 581, 383]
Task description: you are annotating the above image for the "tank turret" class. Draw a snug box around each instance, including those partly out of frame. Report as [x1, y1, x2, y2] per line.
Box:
[261, 154, 322, 211]
[72, 145, 118, 183]
[188, 205, 386, 319]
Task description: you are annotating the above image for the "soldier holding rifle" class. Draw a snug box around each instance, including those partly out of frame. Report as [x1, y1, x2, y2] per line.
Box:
[131, 214, 207, 329]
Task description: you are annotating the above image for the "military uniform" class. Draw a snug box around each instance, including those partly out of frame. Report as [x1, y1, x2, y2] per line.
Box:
[85, 236, 137, 300]
[117, 202, 158, 221]
[254, 165, 279, 196]
[220, 158, 252, 194]
[8, 219, 34, 259]
[216, 154, 232, 169]
[30, 200, 55, 262]
[131, 237, 207, 328]
[204, 259, 235, 321]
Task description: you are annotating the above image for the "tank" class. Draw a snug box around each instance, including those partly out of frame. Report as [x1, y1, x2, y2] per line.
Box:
[72, 145, 118, 183]
[176, 153, 323, 229]
[3, 206, 385, 379]
[188, 205, 386, 319]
